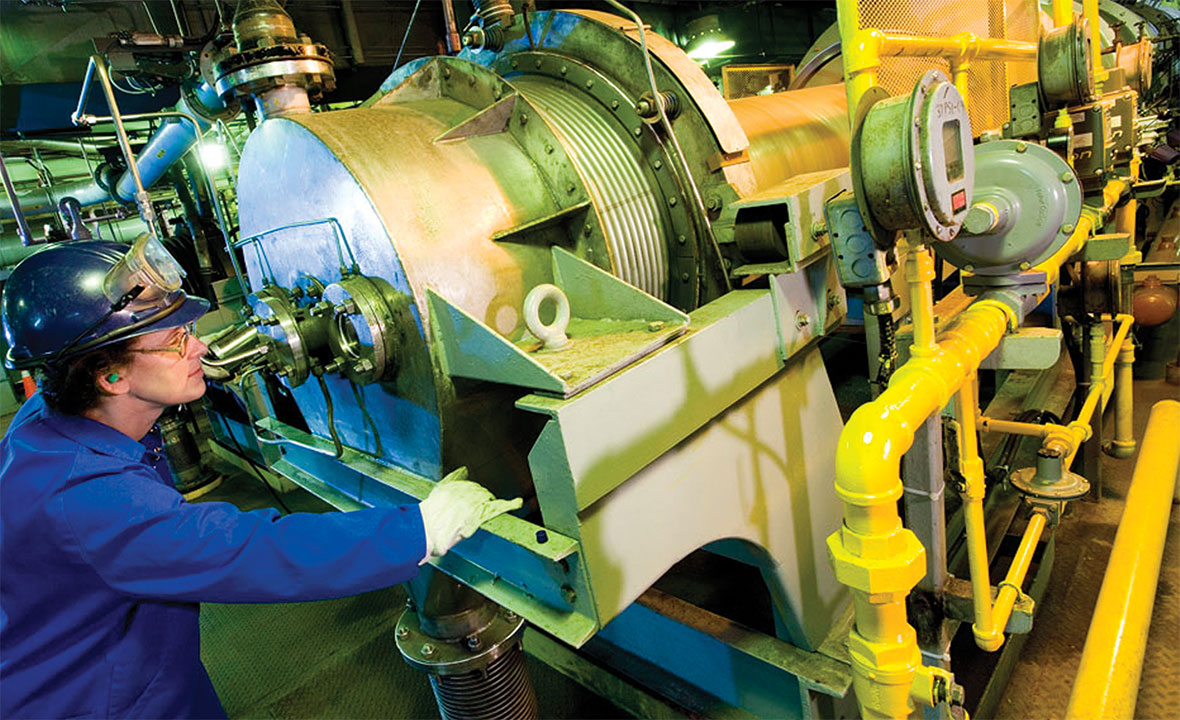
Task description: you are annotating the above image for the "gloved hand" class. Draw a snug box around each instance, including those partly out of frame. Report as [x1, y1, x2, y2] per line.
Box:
[418, 467, 523, 563]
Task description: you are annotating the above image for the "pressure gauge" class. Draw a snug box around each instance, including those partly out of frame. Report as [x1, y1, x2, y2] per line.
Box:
[852, 70, 974, 245]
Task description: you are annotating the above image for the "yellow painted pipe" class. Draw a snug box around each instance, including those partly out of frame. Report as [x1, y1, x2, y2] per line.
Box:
[978, 318, 1133, 461]
[1034, 177, 1131, 287]
[1109, 338, 1136, 458]
[1053, 0, 1073, 27]
[828, 298, 1016, 719]
[979, 417, 1057, 438]
[1059, 314, 1134, 466]
[1084, 0, 1109, 86]
[877, 33, 1037, 63]
[950, 60, 970, 113]
[956, 373, 1003, 650]
[908, 244, 938, 357]
[992, 509, 1048, 637]
[1065, 400, 1180, 720]
[836, 0, 874, 124]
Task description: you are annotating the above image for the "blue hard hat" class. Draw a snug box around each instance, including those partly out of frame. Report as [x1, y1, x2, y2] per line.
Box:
[2, 240, 209, 369]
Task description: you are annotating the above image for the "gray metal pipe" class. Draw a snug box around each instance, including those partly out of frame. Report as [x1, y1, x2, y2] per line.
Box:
[0, 152, 35, 246]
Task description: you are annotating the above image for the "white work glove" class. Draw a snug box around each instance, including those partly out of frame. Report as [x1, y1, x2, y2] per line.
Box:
[418, 467, 523, 564]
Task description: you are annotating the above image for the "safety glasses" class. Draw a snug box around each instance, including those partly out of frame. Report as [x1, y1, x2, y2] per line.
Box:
[129, 323, 195, 358]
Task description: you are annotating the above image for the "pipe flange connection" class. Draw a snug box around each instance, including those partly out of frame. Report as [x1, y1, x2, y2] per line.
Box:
[211, 43, 335, 101]
[395, 605, 526, 676]
[247, 285, 330, 387]
[322, 274, 410, 385]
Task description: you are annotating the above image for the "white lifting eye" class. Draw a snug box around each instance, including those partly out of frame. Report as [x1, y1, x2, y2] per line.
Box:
[523, 284, 571, 351]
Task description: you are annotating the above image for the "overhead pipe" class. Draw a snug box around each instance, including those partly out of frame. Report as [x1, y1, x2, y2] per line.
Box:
[0, 63, 226, 222]
[1064, 400, 1180, 720]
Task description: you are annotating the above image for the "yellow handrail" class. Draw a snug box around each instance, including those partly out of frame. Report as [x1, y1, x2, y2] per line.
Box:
[1064, 401, 1180, 719]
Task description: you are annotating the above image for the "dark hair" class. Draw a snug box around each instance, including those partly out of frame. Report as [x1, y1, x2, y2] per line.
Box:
[38, 341, 134, 415]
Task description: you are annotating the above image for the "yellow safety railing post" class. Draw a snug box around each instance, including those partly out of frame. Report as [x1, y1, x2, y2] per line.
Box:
[1065, 400, 1180, 719]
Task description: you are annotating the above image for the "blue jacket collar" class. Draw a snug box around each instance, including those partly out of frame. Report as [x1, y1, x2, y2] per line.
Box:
[41, 399, 152, 461]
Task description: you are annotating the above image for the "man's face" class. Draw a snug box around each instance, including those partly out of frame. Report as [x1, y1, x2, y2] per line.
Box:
[119, 324, 209, 409]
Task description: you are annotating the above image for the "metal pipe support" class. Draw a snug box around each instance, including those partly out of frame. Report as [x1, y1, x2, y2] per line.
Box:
[828, 298, 1018, 719]
[0, 151, 34, 246]
[72, 55, 159, 237]
[1064, 400, 1180, 720]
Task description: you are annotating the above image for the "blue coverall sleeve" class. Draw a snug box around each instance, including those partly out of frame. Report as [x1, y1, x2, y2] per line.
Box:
[51, 465, 427, 603]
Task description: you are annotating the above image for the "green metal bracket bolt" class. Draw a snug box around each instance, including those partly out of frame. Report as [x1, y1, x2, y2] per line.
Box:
[560, 585, 577, 604]
[396, 626, 409, 639]
[420, 644, 435, 658]
[465, 636, 482, 651]
[1062, 223, 1075, 235]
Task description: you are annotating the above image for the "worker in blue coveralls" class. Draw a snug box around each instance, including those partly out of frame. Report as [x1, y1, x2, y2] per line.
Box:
[0, 238, 522, 719]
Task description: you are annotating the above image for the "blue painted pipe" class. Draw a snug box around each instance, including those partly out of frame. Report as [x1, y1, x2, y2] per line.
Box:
[112, 117, 202, 203]
[1, 81, 226, 219]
